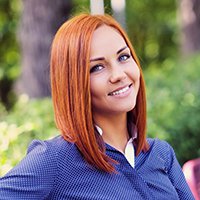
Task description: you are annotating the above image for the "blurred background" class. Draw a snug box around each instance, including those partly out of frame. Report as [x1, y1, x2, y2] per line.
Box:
[0, 0, 200, 176]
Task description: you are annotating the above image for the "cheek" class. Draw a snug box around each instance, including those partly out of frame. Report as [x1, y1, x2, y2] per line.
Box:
[135, 68, 140, 90]
[129, 62, 140, 82]
[135, 67, 141, 82]
[128, 64, 140, 96]
[90, 76, 103, 98]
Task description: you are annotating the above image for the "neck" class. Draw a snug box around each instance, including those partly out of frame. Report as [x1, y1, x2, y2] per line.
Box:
[93, 113, 129, 153]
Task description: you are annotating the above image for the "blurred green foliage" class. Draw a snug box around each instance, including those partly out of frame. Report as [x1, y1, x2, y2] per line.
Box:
[72, 0, 112, 15]
[0, 95, 57, 176]
[0, 0, 21, 108]
[146, 55, 200, 165]
[126, 0, 178, 66]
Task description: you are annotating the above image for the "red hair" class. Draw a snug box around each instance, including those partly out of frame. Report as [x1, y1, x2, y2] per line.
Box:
[50, 13, 149, 173]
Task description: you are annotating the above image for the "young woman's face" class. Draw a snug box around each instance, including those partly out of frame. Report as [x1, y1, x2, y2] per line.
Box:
[89, 25, 140, 117]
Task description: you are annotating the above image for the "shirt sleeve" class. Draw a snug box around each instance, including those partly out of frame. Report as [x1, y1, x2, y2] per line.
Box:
[166, 142, 195, 200]
[0, 139, 58, 200]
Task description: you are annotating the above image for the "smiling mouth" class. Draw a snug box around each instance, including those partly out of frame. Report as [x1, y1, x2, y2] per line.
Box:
[108, 84, 132, 96]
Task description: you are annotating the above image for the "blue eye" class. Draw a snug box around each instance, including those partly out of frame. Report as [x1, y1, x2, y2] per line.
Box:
[118, 54, 130, 62]
[90, 64, 104, 73]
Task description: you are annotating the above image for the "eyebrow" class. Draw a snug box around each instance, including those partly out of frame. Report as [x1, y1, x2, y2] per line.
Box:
[117, 46, 128, 54]
[90, 57, 105, 62]
[90, 46, 128, 62]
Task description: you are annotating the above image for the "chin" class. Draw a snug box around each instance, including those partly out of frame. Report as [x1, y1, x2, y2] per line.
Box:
[125, 104, 136, 112]
[125, 100, 136, 110]
[114, 102, 136, 113]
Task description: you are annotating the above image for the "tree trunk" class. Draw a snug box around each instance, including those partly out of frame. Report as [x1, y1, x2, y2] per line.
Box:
[179, 0, 200, 56]
[15, 0, 72, 98]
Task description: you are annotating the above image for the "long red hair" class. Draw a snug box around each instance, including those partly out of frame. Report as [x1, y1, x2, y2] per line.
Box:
[50, 13, 149, 173]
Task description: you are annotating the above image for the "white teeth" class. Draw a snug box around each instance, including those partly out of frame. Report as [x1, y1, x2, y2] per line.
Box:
[110, 86, 129, 96]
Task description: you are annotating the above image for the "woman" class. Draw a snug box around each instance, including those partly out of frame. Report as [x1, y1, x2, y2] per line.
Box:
[0, 13, 194, 199]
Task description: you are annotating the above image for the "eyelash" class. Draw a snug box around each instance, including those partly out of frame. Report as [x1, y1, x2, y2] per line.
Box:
[118, 54, 130, 62]
[90, 64, 104, 73]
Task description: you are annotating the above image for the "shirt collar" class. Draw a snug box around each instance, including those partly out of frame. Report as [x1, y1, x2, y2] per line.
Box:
[95, 123, 137, 140]
[95, 125, 103, 136]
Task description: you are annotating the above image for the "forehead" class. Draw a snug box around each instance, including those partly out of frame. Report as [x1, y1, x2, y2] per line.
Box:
[90, 25, 127, 57]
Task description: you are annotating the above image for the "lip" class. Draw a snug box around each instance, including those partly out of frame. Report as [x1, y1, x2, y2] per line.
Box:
[108, 83, 132, 96]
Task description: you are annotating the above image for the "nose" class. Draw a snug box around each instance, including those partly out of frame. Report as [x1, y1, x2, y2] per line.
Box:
[109, 64, 126, 83]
